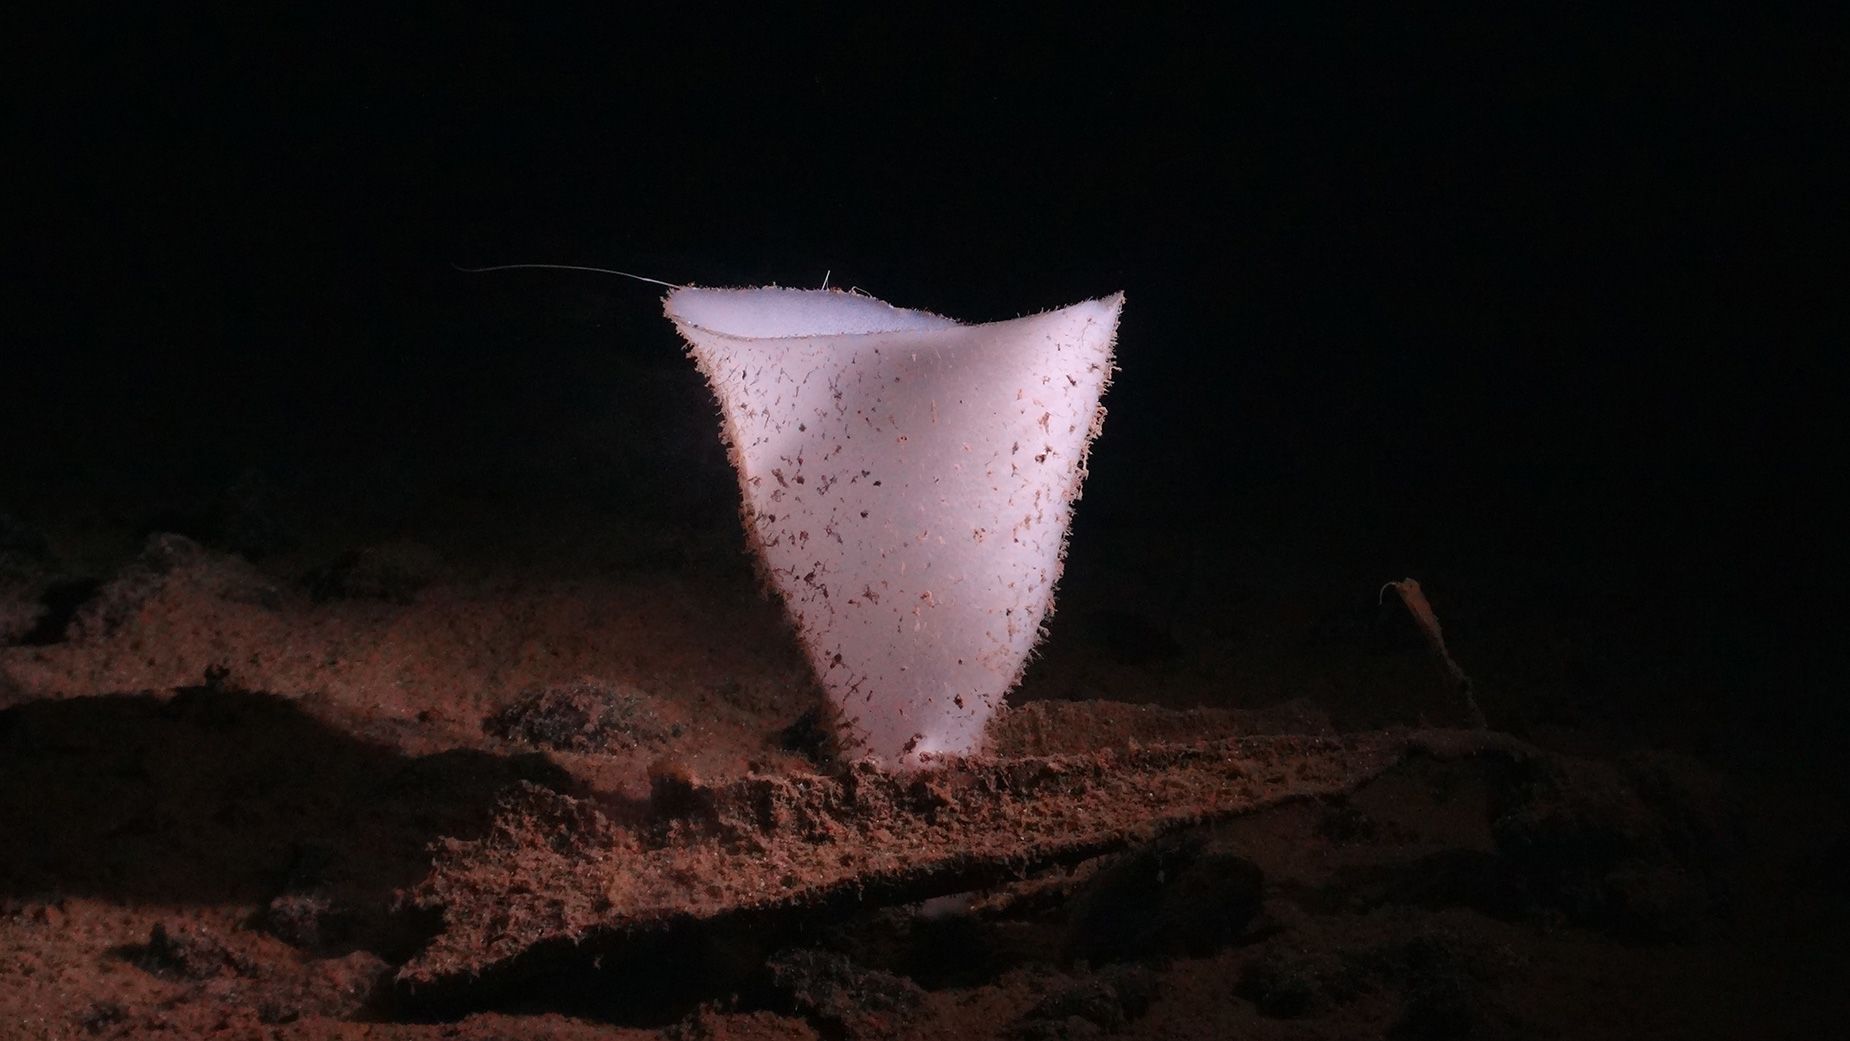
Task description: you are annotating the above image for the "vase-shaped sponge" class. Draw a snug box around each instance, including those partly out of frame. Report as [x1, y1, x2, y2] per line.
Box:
[667, 287, 1121, 765]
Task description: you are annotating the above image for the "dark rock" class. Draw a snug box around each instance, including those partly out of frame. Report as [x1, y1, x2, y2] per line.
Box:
[1316, 797, 1379, 843]
[1097, 963, 1160, 1019]
[125, 922, 256, 981]
[11, 578, 102, 646]
[667, 1007, 815, 1041]
[255, 950, 388, 1025]
[1013, 966, 1160, 1040]
[1617, 750, 1737, 867]
[0, 581, 44, 645]
[1491, 754, 1732, 939]
[899, 907, 1003, 988]
[1600, 860, 1715, 941]
[1344, 848, 1524, 918]
[76, 1000, 126, 1036]
[305, 541, 445, 603]
[766, 948, 923, 1040]
[486, 680, 677, 754]
[777, 704, 843, 768]
[1365, 922, 1527, 1041]
[0, 512, 57, 645]
[69, 534, 280, 640]
[1237, 945, 1362, 1017]
[142, 532, 207, 571]
[1064, 834, 1264, 963]
[261, 891, 352, 950]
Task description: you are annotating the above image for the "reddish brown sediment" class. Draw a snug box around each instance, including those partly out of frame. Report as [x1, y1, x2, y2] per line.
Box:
[401, 729, 1530, 988]
[1, 503, 1837, 1039]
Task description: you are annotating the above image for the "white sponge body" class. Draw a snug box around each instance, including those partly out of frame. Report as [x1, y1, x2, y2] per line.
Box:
[668, 287, 1121, 764]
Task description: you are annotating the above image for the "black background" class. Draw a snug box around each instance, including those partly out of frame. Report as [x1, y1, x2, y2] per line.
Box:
[8, 9, 1843, 763]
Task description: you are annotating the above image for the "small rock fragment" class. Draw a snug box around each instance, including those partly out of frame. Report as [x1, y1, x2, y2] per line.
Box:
[70, 534, 280, 640]
[767, 948, 924, 1041]
[261, 891, 351, 951]
[1237, 945, 1362, 1017]
[1012, 965, 1159, 1040]
[76, 1000, 127, 1036]
[486, 680, 677, 754]
[306, 541, 445, 602]
[127, 922, 256, 981]
[1064, 834, 1264, 962]
[256, 950, 389, 1025]
[1492, 753, 1733, 939]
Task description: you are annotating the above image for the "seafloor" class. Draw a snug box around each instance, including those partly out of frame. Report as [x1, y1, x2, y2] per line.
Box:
[2, 435, 1842, 1040]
